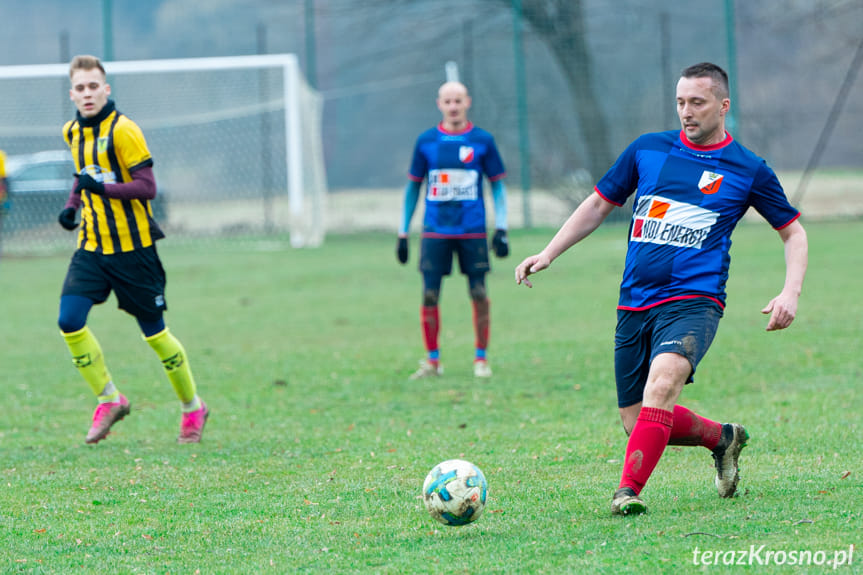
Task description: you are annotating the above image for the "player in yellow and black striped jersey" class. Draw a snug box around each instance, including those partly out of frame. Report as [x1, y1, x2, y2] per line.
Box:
[62, 86, 164, 254]
[0, 148, 7, 217]
[57, 55, 209, 445]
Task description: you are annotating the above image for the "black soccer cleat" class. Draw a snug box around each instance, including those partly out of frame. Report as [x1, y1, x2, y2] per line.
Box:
[712, 423, 749, 498]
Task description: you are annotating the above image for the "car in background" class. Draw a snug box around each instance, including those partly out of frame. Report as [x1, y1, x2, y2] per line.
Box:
[4, 150, 74, 233]
[3, 150, 166, 234]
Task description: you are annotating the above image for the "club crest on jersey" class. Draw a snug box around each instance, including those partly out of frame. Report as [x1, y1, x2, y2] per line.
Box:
[630, 195, 719, 249]
[459, 146, 475, 163]
[98, 137, 109, 154]
[698, 170, 723, 195]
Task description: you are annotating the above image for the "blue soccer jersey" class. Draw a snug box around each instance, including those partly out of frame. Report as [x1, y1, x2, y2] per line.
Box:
[409, 122, 506, 238]
[596, 130, 800, 310]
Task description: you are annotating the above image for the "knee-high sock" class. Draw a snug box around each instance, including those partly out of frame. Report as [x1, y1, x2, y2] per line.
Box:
[421, 306, 440, 357]
[619, 407, 673, 495]
[472, 299, 490, 353]
[145, 328, 198, 406]
[668, 404, 722, 449]
[62, 326, 115, 399]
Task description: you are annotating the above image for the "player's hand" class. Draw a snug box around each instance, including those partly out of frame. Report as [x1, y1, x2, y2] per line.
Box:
[396, 236, 408, 264]
[491, 229, 509, 258]
[761, 291, 798, 331]
[515, 253, 550, 288]
[58, 207, 78, 230]
[74, 172, 105, 195]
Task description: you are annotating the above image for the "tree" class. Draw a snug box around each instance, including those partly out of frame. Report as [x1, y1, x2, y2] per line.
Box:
[506, 0, 613, 181]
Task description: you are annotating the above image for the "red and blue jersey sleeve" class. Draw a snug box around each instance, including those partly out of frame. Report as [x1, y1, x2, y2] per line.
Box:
[408, 130, 433, 182]
[747, 162, 800, 229]
[481, 134, 506, 182]
[595, 137, 645, 206]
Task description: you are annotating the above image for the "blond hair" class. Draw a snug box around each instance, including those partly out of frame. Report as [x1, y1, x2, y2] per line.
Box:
[69, 55, 106, 79]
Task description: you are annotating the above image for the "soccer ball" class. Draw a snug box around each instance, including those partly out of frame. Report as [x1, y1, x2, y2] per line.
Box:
[422, 459, 488, 526]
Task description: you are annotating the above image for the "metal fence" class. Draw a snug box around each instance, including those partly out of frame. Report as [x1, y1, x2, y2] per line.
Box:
[0, 0, 861, 253]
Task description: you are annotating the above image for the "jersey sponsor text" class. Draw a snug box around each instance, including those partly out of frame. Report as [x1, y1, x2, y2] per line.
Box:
[631, 195, 719, 249]
[427, 169, 479, 202]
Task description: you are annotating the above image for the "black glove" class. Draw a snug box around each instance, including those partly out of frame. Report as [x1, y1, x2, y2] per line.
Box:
[75, 173, 105, 195]
[491, 229, 509, 258]
[397, 236, 409, 264]
[58, 207, 78, 230]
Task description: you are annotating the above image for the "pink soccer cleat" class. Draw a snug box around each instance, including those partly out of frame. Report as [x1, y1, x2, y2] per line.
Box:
[177, 401, 209, 444]
[85, 394, 131, 444]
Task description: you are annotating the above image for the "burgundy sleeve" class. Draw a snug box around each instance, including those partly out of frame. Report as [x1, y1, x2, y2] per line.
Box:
[101, 166, 157, 200]
[64, 185, 82, 210]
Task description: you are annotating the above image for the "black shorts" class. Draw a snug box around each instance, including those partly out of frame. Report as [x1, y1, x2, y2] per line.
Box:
[61, 246, 167, 321]
[420, 236, 489, 277]
[614, 297, 723, 408]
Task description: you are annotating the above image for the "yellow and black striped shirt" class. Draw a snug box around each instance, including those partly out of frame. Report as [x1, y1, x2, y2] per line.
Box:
[63, 100, 164, 254]
[0, 149, 7, 205]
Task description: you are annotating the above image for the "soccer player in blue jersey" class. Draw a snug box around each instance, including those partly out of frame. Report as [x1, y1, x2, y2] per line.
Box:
[398, 81, 509, 379]
[57, 55, 209, 444]
[515, 63, 808, 515]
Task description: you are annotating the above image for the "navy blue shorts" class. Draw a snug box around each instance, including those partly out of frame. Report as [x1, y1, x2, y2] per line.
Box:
[61, 246, 167, 321]
[420, 236, 489, 277]
[614, 297, 723, 408]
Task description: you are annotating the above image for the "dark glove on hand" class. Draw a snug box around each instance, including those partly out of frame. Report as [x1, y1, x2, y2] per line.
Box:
[397, 237, 409, 264]
[491, 229, 509, 258]
[58, 207, 78, 230]
[75, 173, 105, 195]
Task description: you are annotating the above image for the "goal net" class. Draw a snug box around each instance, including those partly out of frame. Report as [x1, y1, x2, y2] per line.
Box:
[0, 54, 326, 253]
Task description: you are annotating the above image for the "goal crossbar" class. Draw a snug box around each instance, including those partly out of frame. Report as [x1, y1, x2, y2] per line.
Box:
[0, 54, 318, 247]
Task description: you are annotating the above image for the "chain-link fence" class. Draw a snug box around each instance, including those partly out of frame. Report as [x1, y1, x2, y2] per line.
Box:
[1, 0, 861, 253]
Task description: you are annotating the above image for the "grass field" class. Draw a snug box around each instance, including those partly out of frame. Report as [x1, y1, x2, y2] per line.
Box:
[0, 221, 860, 574]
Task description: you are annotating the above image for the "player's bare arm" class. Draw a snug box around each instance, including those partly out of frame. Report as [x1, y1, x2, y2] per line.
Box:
[762, 220, 808, 331]
[515, 192, 615, 287]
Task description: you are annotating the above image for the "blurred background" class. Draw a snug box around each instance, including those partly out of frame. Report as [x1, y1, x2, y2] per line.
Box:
[0, 0, 861, 252]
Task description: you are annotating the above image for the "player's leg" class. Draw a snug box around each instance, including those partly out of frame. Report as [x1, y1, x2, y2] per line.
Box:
[457, 238, 492, 377]
[614, 299, 745, 512]
[140, 320, 208, 443]
[411, 238, 452, 379]
[467, 274, 491, 377]
[59, 251, 130, 444]
[622, 401, 723, 450]
[647, 299, 748, 497]
[411, 272, 443, 379]
[113, 246, 208, 443]
[612, 305, 680, 514]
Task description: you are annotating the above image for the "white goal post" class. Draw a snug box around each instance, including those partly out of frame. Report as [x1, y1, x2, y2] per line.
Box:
[0, 54, 326, 250]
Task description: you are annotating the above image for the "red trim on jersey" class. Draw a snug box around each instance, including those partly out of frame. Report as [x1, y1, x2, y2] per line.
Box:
[680, 130, 733, 151]
[489, 172, 507, 182]
[594, 185, 623, 207]
[437, 122, 474, 135]
[407, 173, 424, 182]
[422, 232, 487, 239]
[774, 211, 801, 230]
[617, 294, 725, 312]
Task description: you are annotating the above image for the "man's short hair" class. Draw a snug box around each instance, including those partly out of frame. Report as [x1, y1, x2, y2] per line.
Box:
[69, 55, 106, 79]
[681, 62, 729, 100]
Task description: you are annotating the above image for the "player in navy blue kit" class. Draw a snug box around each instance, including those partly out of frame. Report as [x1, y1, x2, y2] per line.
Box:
[398, 81, 509, 379]
[515, 63, 808, 515]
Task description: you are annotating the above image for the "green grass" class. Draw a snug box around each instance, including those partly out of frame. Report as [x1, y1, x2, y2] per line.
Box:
[0, 221, 860, 574]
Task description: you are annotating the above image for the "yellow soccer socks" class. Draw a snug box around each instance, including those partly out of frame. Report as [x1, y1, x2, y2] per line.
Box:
[62, 326, 118, 402]
[145, 328, 201, 412]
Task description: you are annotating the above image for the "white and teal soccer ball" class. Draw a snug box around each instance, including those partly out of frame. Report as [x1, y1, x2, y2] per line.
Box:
[422, 459, 488, 526]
